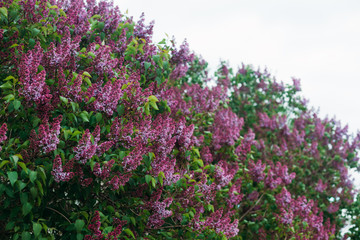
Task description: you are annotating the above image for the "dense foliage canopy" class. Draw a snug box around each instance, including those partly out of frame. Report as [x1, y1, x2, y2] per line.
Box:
[1, 0, 360, 239]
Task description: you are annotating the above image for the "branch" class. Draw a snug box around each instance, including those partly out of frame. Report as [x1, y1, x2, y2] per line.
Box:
[238, 192, 265, 222]
[46, 206, 71, 224]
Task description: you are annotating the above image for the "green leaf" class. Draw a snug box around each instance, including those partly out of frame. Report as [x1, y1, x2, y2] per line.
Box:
[13, 99, 21, 110]
[148, 95, 159, 102]
[83, 71, 91, 78]
[60, 96, 68, 104]
[158, 171, 165, 186]
[0, 160, 9, 169]
[123, 229, 135, 239]
[0, 7, 8, 18]
[95, 113, 102, 122]
[84, 77, 92, 86]
[79, 111, 89, 122]
[194, 159, 204, 168]
[21, 231, 31, 240]
[193, 148, 200, 158]
[31, 28, 40, 37]
[4, 75, 15, 81]
[149, 101, 159, 110]
[5, 221, 14, 231]
[75, 219, 85, 233]
[0, 82, 12, 89]
[8, 171, 18, 186]
[22, 202, 32, 216]
[70, 102, 78, 111]
[18, 181, 27, 191]
[11, 155, 19, 165]
[130, 217, 136, 226]
[3, 93, 14, 101]
[17, 162, 28, 174]
[30, 187, 37, 198]
[87, 97, 96, 104]
[144, 102, 150, 115]
[145, 175, 152, 184]
[88, 52, 96, 58]
[36, 180, 44, 195]
[76, 233, 83, 240]
[29, 171, 37, 183]
[144, 62, 151, 71]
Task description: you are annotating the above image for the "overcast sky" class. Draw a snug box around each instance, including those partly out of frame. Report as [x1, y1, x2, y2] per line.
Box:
[116, 0, 360, 135]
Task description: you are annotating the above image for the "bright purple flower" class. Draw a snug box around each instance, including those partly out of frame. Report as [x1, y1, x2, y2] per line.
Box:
[327, 203, 340, 213]
[32, 115, 62, 153]
[276, 188, 293, 208]
[169, 63, 189, 80]
[18, 42, 49, 103]
[51, 155, 74, 182]
[214, 160, 238, 188]
[87, 211, 102, 238]
[108, 173, 131, 190]
[227, 179, 243, 207]
[122, 144, 147, 172]
[201, 209, 239, 238]
[145, 190, 173, 229]
[277, 208, 294, 225]
[315, 179, 327, 192]
[292, 77, 301, 91]
[248, 160, 266, 182]
[73, 125, 111, 164]
[0, 123, 7, 151]
[201, 146, 213, 165]
[211, 109, 244, 150]
[275, 162, 296, 185]
[73, 128, 98, 164]
[93, 159, 115, 180]
[265, 168, 282, 189]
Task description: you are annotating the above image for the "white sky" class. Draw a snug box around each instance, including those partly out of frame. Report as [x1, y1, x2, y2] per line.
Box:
[116, 0, 360, 135]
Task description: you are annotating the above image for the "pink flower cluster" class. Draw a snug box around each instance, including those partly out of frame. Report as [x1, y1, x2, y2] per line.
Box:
[85, 211, 127, 240]
[211, 109, 244, 150]
[275, 188, 336, 238]
[201, 209, 239, 238]
[30, 115, 62, 153]
[145, 189, 173, 228]
[248, 160, 266, 182]
[227, 179, 244, 208]
[18, 42, 50, 104]
[73, 125, 113, 164]
[265, 162, 296, 189]
[214, 160, 238, 188]
[51, 155, 74, 182]
[0, 123, 7, 151]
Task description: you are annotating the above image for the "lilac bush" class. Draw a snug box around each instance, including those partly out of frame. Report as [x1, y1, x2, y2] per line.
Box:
[0, 0, 359, 239]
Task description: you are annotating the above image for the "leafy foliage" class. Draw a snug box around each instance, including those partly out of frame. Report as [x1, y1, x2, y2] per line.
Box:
[0, 0, 359, 239]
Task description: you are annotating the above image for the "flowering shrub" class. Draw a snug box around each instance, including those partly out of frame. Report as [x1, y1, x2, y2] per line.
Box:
[0, 0, 359, 239]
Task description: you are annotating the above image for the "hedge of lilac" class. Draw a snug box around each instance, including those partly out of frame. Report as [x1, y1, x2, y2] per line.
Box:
[0, 0, 360, 239]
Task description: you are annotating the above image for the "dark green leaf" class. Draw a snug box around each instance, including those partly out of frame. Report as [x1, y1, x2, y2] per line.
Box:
[33, 222, 42, 237]
[22, 202, 32, 216]
[8, 171, 18, 186]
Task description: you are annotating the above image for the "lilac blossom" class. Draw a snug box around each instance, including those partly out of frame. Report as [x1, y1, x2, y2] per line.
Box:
[31, 115, 62, 153]
[18, 42, 49, 103]
[211, 109, 244, 150]
[0, 123, 7, 151]
[315, 179, 327, 193]
[248, 159, 266, 182]
[214, 160, 238, 188]
[51, 155, 74, 182]
[201, 209, 239, 238]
